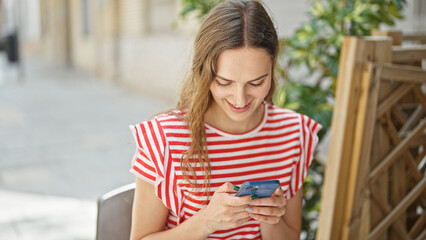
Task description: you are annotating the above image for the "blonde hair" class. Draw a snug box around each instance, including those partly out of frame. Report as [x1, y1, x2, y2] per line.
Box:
[176, 0, 279, 196]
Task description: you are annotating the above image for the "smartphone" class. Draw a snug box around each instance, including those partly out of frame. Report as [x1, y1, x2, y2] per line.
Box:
[235, 180, 280, 198]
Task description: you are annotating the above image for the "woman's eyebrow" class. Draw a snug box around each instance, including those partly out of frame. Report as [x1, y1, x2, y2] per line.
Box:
[216, 74, 269, 82]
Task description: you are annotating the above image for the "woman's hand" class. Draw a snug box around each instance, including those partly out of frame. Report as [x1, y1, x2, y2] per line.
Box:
[197, 182, 252, 234]
[246, 186, 287, 224]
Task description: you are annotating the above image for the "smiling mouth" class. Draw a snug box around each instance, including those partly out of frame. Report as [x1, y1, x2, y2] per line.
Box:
[226, 99, 253, 113]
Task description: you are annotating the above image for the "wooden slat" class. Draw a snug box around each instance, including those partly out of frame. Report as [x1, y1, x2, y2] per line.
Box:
[403, 34, 426, 43]
[403, 153, 423, 183]
[344, 64, 381, 240]
[372, 30, 403, 46]
[409, 211, 426, 238]
[386, 113, 426, 215]
[385, 113, 424, 182]
[387, 113, 407, 240]
[416, 147, 426, 166]
[391, 159, 406, 240]
[371, 126, 390, 240]
[370, 185, 410, 239]
[414, 88, 426, 112]
[392, 106, 408, 125]
[318, 36, 393, 240]
[366, 177, 426, 240]
[318, 36, 366, 240]
[359, 192, 371, 239]
[392, 45, 426, 63]
[415, 230, 426, 240]
[376, 84, 416, 119]
[372, 31, 426, 44]
[410, 134, 426, 146]
[319, 35, 426, 239]
[369, 119, 426, 183]
[398, 103, 423, 110]
[380, 64, 426, 84]
[399, 105, 424, 137]
[369, 42, 394, 240]
[386, 112, 407, 240]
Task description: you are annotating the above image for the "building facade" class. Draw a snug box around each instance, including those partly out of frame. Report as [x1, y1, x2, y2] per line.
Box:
[5, 0, 426, 104]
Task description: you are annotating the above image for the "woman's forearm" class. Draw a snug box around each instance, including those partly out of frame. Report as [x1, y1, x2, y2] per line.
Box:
[141, 208, 212, 240]
[260, 218, 300, 240]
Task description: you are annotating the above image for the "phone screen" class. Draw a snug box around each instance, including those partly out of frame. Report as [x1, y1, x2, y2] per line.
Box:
[235, 180, 280, 198]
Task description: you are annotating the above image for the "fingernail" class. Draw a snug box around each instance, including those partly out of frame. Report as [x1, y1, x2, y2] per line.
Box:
[251, 194, 258, 200]
[249, 213, 255, 218]
[245, 206, 253, 212]
[233, 185, 240, 191]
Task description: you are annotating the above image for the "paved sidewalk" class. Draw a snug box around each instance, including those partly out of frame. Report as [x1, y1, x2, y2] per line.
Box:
[0, 190, 96, 240]
[0, 53, 170, 239]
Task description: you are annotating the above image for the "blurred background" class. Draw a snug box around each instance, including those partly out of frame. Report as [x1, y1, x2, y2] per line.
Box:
[0, 0, 425, 239]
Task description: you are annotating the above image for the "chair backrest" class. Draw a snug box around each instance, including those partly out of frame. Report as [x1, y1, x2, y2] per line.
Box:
[96, 183, 135, 240]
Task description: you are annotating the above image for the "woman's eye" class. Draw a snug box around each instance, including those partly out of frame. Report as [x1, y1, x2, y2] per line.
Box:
[250, 80, 265, 87]
[215, 80, 231, 87]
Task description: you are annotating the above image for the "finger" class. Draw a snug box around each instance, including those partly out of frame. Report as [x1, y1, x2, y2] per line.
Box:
[249, 206, 286, 217]
[272, 186, 283, 196]
[220, 204, 252, 215]
[233, 210, 251, 221]
[229, 194, 252, 206]
[250, 214, 282, 225]
[215, 182, 237, 194]
[231, 204, 253, 214]
[250, 196, 286, 207]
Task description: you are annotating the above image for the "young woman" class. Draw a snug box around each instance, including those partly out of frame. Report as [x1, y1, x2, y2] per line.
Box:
[129, 1, 321, 239]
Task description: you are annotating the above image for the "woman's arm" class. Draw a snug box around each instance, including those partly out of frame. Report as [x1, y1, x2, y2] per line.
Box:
[129, 178, 168, 239]
[130, 179, 252, 240]
[254, 188, 303, 240]
[130, 178, 210, 240]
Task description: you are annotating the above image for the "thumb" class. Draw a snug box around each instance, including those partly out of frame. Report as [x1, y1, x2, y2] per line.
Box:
[273, 186, 284, 196]
[215, 182, 237, 193]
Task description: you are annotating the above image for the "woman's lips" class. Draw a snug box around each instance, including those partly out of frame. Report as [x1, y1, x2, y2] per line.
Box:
[226, 100, 252, 113]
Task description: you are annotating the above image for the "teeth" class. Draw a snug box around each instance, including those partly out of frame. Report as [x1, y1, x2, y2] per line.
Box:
[226, 99, 248, 109]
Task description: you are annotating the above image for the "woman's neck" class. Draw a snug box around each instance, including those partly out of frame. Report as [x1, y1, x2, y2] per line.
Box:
[204, 103, 265, 134]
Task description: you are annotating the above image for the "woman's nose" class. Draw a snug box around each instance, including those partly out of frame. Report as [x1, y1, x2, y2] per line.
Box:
[233, 85, 248, 107]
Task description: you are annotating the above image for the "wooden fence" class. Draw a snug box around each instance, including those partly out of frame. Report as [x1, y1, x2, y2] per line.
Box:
[317, 34, 426, 240]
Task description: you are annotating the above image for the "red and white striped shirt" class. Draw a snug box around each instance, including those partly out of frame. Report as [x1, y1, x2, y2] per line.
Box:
[130, 103, 321, 239]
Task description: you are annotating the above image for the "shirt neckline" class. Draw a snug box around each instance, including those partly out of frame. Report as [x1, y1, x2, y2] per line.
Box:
[204, 102, 269, 138]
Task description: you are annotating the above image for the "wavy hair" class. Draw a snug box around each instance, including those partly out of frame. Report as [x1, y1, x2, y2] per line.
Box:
[176, 0, 279, 196]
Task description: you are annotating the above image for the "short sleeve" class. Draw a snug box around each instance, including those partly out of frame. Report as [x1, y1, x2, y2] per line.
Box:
[129, 119, 184, 223]
[287, 114, 322, 199]
[130, 119, 166, 185]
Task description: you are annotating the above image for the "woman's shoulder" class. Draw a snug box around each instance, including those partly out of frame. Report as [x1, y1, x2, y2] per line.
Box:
[131, 109, 187, 130]
[129, 110, 188, 148]
[154, 109, 186, 123]
[267, 103, 322, 133]
[267, 103, 302, 118]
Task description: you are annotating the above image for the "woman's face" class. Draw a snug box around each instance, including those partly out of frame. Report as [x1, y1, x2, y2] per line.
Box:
[209, 47, 272, 129]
